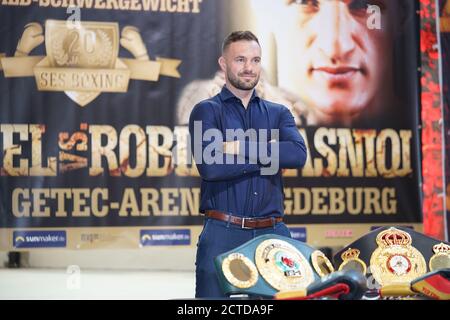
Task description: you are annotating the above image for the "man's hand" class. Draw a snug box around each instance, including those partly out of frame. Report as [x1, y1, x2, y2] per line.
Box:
[223, 140, 240, 155]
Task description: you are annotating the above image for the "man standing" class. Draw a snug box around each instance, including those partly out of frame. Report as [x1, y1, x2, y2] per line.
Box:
[189, 31, 307, 298]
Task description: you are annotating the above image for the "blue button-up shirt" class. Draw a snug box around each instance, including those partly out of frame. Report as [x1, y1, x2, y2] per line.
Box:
[189, 86, 307, 218]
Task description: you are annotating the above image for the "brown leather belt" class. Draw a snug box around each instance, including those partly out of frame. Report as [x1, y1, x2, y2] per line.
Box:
[205, 210, 283, 229]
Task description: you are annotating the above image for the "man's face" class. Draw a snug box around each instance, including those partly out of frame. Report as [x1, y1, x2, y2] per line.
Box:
[277, 0, 392, 123]
[220, 40, 262, 91]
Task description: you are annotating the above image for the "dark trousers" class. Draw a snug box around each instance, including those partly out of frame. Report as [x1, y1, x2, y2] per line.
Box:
[195, 217, 291, 298]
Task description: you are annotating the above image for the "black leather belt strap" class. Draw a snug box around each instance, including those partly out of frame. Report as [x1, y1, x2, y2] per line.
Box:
[205, 210, 283, 229]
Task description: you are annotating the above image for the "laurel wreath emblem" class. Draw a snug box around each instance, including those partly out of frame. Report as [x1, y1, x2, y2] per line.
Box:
[51, 29, 113, 68]
[88, 29, 113, 67]
[52, 35, 69, 66]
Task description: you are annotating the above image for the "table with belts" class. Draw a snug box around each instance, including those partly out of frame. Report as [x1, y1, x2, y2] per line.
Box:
[213, 226, 450, 300]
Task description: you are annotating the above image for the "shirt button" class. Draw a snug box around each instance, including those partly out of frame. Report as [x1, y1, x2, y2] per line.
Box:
[243, 170, 247, 174]
[254, 192, 258, 196]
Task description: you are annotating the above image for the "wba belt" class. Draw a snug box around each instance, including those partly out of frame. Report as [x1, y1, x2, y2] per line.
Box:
[214, 234, 335, 298]
[333, 226, 450, 299]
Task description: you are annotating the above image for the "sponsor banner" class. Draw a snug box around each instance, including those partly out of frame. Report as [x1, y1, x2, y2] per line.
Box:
[140, 228, 191, 246]
[0, 223, 423, 250]
[13, 230, 66, 248]
[289, 227, 307, 243]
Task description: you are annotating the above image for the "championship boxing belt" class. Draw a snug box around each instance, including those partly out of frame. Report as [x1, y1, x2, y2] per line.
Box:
[410, 268, 450, 300]
[214, 234, 334, 298]
[334, 226, 450, 298]
[275, 270, 368, 300]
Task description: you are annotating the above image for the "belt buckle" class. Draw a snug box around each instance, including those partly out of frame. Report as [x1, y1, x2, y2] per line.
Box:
[241, 217, 252, 229]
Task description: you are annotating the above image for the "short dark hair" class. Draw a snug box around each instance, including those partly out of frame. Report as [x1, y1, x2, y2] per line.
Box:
[222, 31, 260, 53]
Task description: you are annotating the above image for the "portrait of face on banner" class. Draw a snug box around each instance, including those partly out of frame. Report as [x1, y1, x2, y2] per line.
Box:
[177, 0, 419, 128]
[0, 0, 425, 251]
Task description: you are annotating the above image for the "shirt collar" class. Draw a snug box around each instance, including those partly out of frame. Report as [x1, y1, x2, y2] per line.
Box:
[219, 85, 260, 103]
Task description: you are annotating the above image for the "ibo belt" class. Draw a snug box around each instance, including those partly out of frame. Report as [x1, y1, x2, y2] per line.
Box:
[214, 234, 334, 297]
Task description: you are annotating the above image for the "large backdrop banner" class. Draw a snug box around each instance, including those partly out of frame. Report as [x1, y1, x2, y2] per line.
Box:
[0, 0, 423, 249]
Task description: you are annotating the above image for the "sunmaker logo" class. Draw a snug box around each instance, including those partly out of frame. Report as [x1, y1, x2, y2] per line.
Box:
[140, 229, 190, 246]
[290, 227, 307, 242]
[13, 230, 67, 248]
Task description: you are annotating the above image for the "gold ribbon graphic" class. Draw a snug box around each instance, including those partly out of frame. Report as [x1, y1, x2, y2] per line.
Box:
[0, 20, 181, 107]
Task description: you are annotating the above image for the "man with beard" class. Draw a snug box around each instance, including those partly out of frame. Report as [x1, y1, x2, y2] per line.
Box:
[189, 31, 307, 298]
